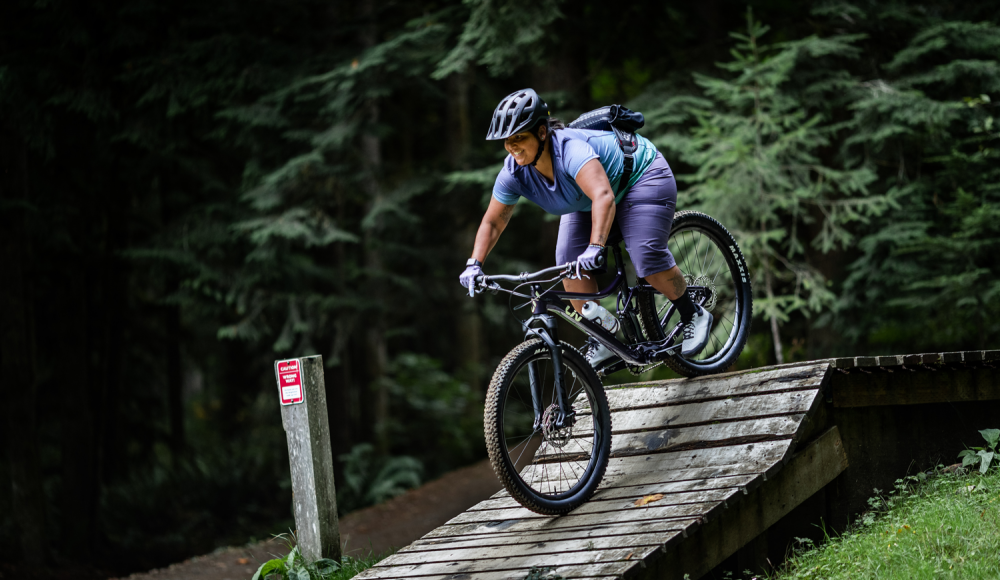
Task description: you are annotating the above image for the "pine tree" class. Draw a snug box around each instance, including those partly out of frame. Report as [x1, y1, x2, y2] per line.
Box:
[833, 18, 1000, 351]
[648, 10, 882, 363]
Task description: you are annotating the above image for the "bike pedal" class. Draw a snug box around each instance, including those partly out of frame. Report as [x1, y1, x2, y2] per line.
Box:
[635, 340, 680, 362]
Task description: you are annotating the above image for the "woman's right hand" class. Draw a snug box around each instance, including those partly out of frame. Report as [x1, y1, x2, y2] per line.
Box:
[460, 261, 483, 295]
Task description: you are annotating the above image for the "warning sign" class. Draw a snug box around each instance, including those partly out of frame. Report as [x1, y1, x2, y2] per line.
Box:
[275, 359, 304, 405]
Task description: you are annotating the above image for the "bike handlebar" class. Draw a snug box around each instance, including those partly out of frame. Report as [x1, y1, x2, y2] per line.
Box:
[477, 262, 573, 284]
[470, 252, 606, 296]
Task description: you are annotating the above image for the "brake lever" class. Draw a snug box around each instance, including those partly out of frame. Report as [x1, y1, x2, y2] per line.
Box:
[566, 264, 590, 281]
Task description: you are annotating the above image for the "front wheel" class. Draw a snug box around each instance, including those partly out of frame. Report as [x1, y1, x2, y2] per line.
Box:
[484, 339, 612, 515]
[637, 211, 753, 377]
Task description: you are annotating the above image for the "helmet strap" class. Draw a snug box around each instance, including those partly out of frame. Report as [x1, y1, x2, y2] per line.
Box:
[529, 123, 547, 167]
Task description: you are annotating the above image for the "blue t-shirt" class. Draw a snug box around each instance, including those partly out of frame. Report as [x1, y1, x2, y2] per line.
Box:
[492, 128, 658, 215]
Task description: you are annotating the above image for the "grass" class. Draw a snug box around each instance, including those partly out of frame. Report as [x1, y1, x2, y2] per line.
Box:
[325, 553, 386, 580]
[250, 537, 393, 580]
[768, 467, 1000, 579]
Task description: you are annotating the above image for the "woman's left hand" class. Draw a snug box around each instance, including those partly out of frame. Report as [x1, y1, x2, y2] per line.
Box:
[576, 244, 605, 271]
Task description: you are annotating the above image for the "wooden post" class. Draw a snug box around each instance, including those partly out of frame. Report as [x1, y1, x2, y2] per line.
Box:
[275, 355, 341, 561]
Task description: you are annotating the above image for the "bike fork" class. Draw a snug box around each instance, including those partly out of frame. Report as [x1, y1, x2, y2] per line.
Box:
[524, 313, 574, 431]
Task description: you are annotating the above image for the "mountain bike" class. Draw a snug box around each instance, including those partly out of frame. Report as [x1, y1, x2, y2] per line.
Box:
[470, 211, 752, 514]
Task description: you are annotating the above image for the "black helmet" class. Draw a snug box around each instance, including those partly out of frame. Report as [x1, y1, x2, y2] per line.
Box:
[486, 88, 550, 140]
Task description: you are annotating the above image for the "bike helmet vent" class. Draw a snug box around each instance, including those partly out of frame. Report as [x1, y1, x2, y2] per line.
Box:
[486, 88, 550, 141]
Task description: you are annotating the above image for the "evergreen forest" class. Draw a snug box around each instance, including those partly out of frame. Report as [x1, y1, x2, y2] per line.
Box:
[1, 0, 998, 575]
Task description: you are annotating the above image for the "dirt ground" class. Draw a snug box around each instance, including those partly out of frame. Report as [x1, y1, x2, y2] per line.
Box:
[115, 458, 501, 580]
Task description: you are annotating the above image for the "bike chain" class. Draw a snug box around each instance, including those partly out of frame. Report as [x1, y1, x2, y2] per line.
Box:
[626, 359, 665, 377]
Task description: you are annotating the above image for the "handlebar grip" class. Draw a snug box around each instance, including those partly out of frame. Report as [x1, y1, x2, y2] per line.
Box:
[595, 251, 606, 269]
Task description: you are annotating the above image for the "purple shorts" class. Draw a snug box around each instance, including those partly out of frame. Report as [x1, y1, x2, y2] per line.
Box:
[556, 152, 677, 278]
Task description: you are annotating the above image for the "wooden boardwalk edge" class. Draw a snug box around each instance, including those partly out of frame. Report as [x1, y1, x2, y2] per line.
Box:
[641, 426, 848, 580]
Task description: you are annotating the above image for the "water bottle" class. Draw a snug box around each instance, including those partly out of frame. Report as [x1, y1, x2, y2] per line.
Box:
[582, 301, 620, 334]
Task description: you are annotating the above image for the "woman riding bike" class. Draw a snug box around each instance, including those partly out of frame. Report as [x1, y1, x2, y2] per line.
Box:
[459, 88, 712, 364]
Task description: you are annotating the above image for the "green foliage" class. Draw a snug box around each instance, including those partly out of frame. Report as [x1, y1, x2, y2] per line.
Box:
[251, 537, 385, 580]
[958, 429, 1000, 474]
[434, 0, 565, 79]
[100, 436, 293, 566]
[828, 11, 1000, 352]
[769, 467, 1000, 579]
[648, 9, 883, 340]
[336, 444, 423, 515]
[384, 353, 485, 475]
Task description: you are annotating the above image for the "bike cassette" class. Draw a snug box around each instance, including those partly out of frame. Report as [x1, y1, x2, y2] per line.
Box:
[541, 404, 573, 448]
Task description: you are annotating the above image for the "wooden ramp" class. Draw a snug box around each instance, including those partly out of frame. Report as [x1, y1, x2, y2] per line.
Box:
[355, 361, 847, 580]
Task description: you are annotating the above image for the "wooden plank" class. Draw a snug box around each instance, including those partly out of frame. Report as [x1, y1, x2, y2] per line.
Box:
[487, 466, 765, 501]
[643, 426, 848, 580]
[444, 499, 720, 526]
[856, 356, 877, 367]
[877, 355, 902, 366]
[832, 366, 1000, 407]
[533, 415, 802, 465]
[600, 440, 789, 481]
[590, 474, 755, 500]
[577, 439, 789, 480]
[469, 488, 733, 514]
[426, 510, 700, 541]
[357, 547, 648, 579]
[608, 416, 801, 458]
[609, 390, 819, 432]
[419, 517, 697, 543]
[358, 563, 632, 580]
[942, 352, 964, 363]
[383, 533, 670, 566]
[831, 357, 855, 369]
[604, 363, 829, 410]
[518, 439, 788, 496]
[470, 474, 755, 511]
[408, 523, 683, 552]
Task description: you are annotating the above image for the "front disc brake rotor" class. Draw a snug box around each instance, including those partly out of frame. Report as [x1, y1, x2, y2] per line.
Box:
[541, 404, 571, 449]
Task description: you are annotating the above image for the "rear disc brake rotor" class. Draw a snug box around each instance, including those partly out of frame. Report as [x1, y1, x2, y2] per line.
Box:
[691, 274, 717, 311]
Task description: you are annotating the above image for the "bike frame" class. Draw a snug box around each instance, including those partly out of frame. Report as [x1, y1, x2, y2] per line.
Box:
[508, 246, 703, 431]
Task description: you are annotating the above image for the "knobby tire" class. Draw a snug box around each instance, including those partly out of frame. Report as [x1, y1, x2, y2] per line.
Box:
[636, 211, 753, 377]
[484, 339, 612, 515]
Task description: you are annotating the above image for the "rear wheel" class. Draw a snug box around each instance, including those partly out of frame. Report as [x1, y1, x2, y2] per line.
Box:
[636, 211, 753, 377]
[484, 339, 612, 515]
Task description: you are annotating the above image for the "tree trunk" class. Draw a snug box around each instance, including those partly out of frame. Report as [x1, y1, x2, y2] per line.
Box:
[0, 139, 47, 564]
[448, 66, 484, 392]
[358, 0, 390, 453]
[764, 264, 784, 365]
[160, 181, 184, 456]
[166, 304, 184, 455]
[58, 246, 97, 560]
